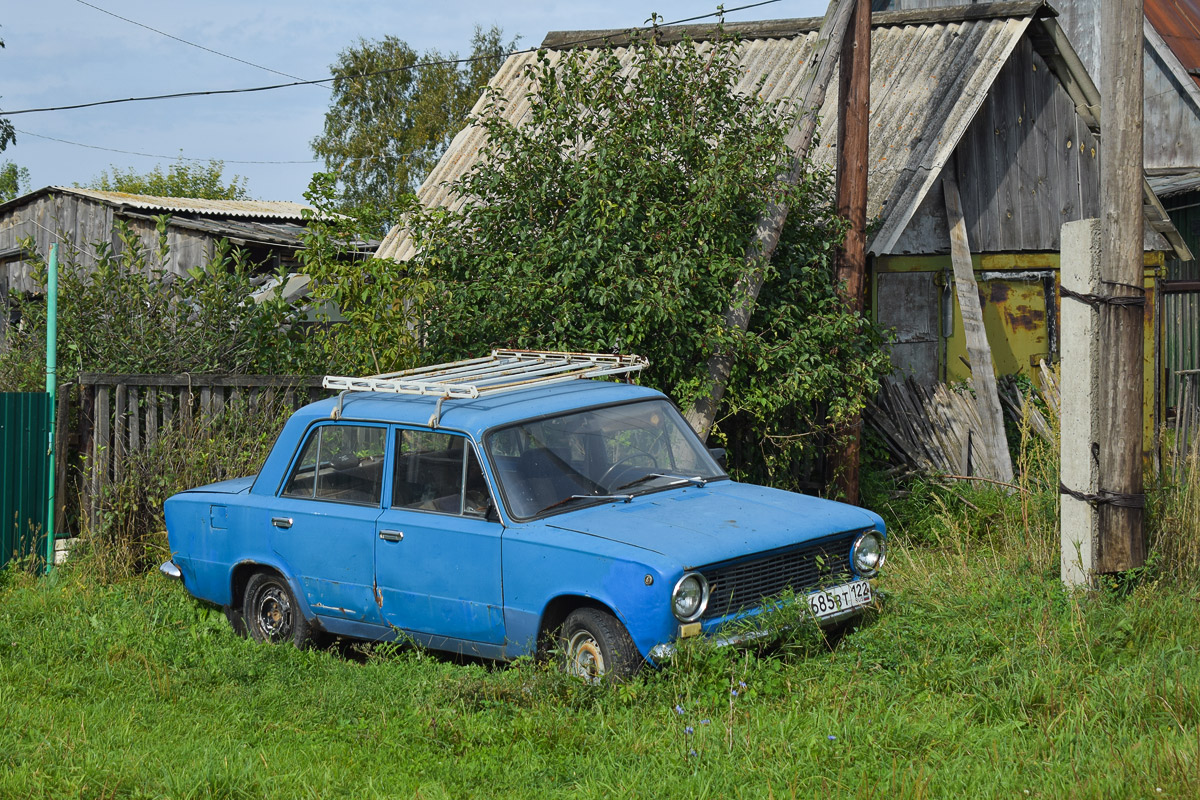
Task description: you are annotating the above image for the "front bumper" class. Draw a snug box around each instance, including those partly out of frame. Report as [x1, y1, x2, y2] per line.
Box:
[647, 591, 872, 662]
[159, 560, 182, 581]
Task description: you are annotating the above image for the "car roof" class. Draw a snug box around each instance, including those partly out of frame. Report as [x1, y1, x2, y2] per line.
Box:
[292, 379, 667, 438]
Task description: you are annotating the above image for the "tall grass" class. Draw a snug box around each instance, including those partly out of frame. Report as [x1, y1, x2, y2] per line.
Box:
[80, 395, 293, 581]
[1149, 444, 1200, 582]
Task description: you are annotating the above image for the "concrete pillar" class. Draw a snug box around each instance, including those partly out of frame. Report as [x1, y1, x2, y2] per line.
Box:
[1060, 219, 1101, 587]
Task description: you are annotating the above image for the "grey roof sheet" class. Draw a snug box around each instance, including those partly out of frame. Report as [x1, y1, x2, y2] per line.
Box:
[377, 2, 1041, 261]
[50, 187, 316, 220]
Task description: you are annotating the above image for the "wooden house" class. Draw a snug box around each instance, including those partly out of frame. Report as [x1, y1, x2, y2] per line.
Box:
[375, 1, 1189, 443]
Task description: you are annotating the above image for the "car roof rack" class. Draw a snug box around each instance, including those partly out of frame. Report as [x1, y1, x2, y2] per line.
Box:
[323, 349, 649, 426]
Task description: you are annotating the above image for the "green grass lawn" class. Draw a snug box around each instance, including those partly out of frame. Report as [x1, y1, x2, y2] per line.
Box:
[3, 488, 1198, 799]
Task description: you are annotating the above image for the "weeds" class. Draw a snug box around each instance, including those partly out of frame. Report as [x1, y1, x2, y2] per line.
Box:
[80, 395, 293, 580]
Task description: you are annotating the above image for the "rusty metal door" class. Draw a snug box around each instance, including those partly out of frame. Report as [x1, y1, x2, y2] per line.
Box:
[0, 392, 51, 571]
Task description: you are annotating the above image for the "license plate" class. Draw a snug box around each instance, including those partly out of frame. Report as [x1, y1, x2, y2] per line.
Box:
[807, 580, 873, 620]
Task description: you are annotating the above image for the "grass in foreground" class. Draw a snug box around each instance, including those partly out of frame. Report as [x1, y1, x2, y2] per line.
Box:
[3, 488, 1198, 800]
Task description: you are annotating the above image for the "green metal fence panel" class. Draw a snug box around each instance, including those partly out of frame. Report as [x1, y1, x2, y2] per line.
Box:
[0, 392, 51, 571]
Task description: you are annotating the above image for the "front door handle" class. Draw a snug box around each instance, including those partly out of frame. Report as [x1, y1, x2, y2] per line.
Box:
[271, 517, 293, 529]
[379, 529, 404, 542]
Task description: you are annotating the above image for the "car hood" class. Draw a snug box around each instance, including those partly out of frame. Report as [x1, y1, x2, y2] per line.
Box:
[180, 475, 256, 495]
[543, 480, 882, 568]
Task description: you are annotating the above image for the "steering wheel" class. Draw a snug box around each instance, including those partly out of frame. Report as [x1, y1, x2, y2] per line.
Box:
[598, 453, 656, 491]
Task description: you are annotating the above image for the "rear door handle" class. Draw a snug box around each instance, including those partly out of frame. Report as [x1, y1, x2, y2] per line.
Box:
[271, 517, 293, 529]
[379, 529, 404, 542]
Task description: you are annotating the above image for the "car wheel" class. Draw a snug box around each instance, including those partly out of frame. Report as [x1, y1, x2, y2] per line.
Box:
[559, 607, 640, 682]
[243, 571, 317, 648]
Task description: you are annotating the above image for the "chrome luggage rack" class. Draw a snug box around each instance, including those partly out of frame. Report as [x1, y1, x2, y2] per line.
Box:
[323, 349, 649, 425]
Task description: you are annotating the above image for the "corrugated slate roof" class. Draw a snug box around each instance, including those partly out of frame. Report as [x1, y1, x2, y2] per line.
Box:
[377, 2, 1044, 261]
[49, 187, 315, 220]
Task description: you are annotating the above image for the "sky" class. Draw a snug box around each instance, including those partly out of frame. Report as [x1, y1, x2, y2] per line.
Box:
[2, 0, 829, 204]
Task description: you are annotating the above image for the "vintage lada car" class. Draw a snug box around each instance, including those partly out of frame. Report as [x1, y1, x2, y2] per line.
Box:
[162, 351, 885, 679]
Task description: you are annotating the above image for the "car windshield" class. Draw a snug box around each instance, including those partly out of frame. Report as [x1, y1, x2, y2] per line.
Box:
[486, 399, 726, 519]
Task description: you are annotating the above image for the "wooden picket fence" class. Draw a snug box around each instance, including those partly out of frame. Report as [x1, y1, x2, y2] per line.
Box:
[75, 373, 327, 526]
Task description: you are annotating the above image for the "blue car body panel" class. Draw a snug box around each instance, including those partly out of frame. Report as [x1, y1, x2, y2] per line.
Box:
[164, 379, 885, 662]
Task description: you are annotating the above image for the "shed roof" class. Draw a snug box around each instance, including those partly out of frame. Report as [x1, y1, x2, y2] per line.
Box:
[377, 1, 1055, 261]
[0, 186, 316, 221]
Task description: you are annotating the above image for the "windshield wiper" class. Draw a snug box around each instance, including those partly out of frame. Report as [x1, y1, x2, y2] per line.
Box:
[614, 473, 709, 492]
[534, 493, 634, 516]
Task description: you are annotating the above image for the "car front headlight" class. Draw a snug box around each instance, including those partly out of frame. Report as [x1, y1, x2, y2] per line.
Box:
[851, 530, 886, 578]
[672, 572, 709, 622]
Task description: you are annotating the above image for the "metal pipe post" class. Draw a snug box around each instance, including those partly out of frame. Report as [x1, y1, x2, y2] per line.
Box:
[44, 244, 58, 574]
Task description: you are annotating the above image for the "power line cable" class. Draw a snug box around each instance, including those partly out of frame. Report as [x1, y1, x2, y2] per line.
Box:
[16, 126, 427, 166]
[72, 0, 324, 88]
[2, 0, 781, 117]
[14, 128, 318, 164]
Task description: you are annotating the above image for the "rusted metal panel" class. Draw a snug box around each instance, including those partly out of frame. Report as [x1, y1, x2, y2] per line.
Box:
[1145, 0, 1200, 83]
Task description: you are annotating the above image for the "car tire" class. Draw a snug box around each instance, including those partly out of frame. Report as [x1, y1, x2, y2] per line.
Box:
[243, 571, 318, 648]
[559, 607, 641, 682]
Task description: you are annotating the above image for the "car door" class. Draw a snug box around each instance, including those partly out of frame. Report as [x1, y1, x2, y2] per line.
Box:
[270, 422, 387, 625]
[374, 428, 505, 645]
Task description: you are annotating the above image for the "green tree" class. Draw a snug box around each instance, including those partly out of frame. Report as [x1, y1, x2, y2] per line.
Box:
[398, 30, 890, 488]
[0, 219, 320, 391]
[297, 172, 430, 375]
[311, 25, 514, 214]
[83, 157, 249, 199]
[0, 160, 29, 201]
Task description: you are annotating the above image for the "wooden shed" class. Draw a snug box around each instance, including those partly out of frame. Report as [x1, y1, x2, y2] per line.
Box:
[0, 187, 319, 296]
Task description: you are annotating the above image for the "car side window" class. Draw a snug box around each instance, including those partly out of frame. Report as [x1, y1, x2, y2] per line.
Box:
[281, 424, 387, 506]
[393, 429, 491, 517]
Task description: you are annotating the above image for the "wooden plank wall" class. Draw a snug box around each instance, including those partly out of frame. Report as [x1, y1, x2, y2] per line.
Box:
[76, 374, 326, 526]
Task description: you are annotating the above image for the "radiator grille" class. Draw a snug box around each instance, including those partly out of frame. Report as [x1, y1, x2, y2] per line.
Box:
[701, 533, 858, 620]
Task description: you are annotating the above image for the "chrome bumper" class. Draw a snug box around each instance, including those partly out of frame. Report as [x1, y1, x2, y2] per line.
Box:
[158, 560, 182, 581]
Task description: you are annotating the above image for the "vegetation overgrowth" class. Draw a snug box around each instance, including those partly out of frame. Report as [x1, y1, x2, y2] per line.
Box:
[0, 222, 325, 391]
[3, 420, 1199, 798]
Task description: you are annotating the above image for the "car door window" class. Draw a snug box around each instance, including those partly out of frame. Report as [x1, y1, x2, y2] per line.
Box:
[393, 429, 490, 517]
[281, 424, 386, 505]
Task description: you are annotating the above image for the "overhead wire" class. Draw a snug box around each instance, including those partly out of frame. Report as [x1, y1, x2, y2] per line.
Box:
[2, 0, 782, 117]
[14, 126, 426, 166]
[72, 0, 324, 88]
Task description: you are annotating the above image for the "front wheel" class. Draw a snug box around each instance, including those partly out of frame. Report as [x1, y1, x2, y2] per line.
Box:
[243, 571, 318, 648]
[559, 607, 641, 682]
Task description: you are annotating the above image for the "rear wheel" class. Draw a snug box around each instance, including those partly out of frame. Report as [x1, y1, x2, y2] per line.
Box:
[559, 607, 640, 682]
[243, 571, 318, 648]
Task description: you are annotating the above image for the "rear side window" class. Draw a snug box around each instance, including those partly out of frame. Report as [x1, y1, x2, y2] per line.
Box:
[281, 424, 387, 506]
[393, 429, 491, 517]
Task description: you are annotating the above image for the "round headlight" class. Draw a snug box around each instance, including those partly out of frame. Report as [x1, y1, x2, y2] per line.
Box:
[851, 530, 886, 578]
[672, 572, 710, 622]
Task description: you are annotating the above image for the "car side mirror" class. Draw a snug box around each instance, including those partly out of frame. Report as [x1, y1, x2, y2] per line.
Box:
[708, 447, 727, 469]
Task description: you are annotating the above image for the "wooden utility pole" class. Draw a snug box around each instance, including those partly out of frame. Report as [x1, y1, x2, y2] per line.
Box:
[827, 0, 872, 503]
[684, 0, 856, 439]
[1096, 0, 1146, 571]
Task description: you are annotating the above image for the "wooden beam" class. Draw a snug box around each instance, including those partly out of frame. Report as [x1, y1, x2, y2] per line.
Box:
[1096, 0, 1146, 572]
[943, 172, 1014, 482]
[684, 0, 857, 439]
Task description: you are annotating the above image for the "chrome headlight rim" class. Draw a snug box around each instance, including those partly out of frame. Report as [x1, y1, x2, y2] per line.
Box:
[850, 529, 886, 578]
[671, 572, 710, 623]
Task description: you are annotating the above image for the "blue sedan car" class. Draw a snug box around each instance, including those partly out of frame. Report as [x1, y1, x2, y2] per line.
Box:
[162, 351, 885, 679]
